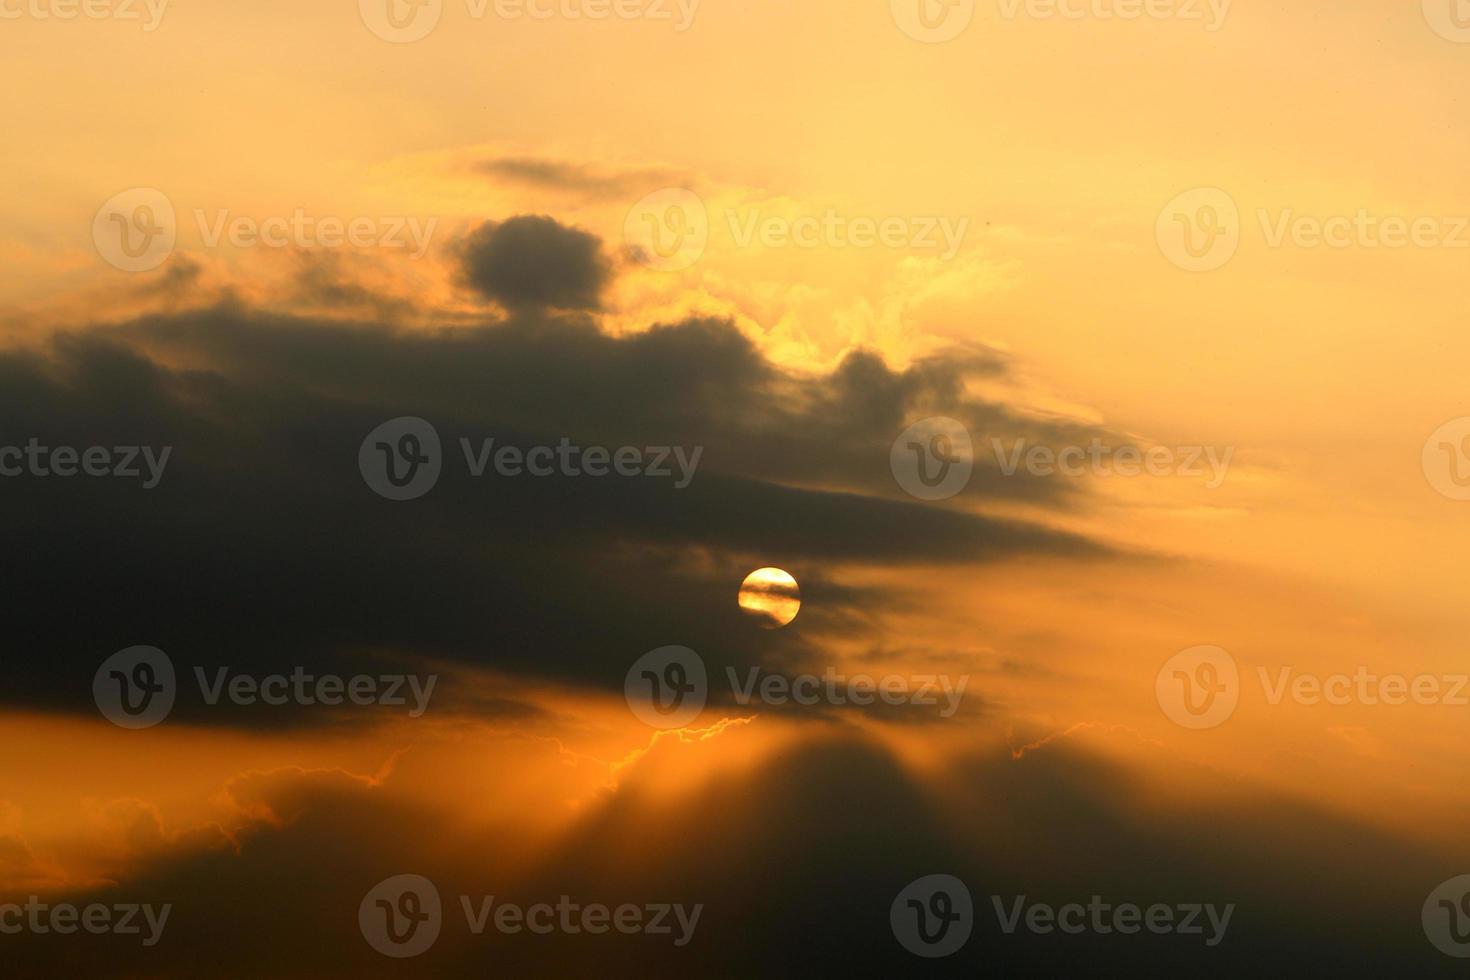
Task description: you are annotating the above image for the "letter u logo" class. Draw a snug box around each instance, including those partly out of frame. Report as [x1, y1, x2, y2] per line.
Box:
[641, 206, 692, 259]
[378, 891, 430, 945]
[109, 206, 165, 259]
[907, 891, 960, 945]
[1438, 436, 1470, 487]
[1441, 893, 1470, 944]
[641, 662, 693, 714]
[1173, 662, 1226, 716]
[908, 434, 957, 488]
[1174, 205, 1227, 259]
[384, 0, 430, 29]
[916, 0, 960, 29]
[109, 662, 163, 716]
[377, 434, 431, 488]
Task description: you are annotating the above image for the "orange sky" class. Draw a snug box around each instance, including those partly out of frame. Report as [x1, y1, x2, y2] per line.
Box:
[2, 1, 1469, 974]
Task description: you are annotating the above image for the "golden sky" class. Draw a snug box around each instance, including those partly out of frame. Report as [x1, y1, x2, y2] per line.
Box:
[2, 1, 1469, 974]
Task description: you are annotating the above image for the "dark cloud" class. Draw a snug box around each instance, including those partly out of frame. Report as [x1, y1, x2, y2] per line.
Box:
[132, 255, 204, 301]
[475, 155, 684, 203]
[0, 211, 1132, 727]
[457, 215, 610, 311]
[281, 251, 422, 322]
[1, 730, 1459, 978]
[0, 303, 1117, 728]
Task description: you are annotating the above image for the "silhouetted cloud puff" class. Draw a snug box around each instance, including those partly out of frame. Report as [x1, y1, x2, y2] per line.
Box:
[458, 215, 610, 310]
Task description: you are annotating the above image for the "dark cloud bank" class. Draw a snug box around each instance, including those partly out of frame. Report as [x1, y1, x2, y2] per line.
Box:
[0, 216, 1114, 727]
[2, 731, 1461, 978]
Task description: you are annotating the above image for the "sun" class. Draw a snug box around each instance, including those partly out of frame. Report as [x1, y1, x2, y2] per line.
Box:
[737, 567, 800, 629]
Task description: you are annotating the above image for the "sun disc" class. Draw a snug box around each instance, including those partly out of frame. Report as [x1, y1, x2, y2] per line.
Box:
[737, 567, 800, 628]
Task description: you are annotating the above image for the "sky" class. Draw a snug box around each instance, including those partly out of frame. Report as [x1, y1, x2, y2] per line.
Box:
[2, 0, 1470, 975]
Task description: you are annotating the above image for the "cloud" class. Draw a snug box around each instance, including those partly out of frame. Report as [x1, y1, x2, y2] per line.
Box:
[457, 215, 611, 311]
[476, 156, 683, 202]
[0, 304, 1117, 727]
[0, 215, 1129, 730]
[0, 724, 1457, 977]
